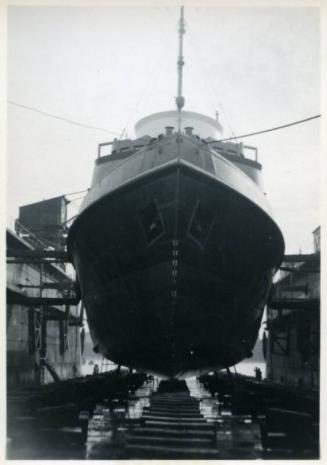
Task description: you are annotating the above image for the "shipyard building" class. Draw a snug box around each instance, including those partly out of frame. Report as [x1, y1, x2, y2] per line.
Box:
[7, 197, 83, 387]
[265, 227, 320, 388]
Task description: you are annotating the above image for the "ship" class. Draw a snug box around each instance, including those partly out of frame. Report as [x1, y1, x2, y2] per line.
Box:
[67, 7, 284, 378]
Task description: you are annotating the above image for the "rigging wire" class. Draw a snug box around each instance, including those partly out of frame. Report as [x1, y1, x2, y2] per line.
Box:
[117, 56, 160, 140]
[7, 100, 120, 136]
[117, 24, 174, 140]
[188, 31, 239, 142]
[207, 114, 321, 144]
[64, 188, 89, 197]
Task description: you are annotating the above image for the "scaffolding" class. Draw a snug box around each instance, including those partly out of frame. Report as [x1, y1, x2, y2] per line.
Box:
[7, 209, 82, 385]
[265, 250, 320, 386]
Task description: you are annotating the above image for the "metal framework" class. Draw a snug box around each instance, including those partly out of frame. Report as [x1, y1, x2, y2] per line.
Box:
[7, 239, 82, 384]
[267, 252, 320, 364]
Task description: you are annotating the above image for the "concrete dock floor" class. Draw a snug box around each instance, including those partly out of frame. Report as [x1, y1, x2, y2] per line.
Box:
[7, 376, 318, 460]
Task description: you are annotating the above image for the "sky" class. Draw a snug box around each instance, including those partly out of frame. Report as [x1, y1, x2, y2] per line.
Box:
[7, 5, 321, 254]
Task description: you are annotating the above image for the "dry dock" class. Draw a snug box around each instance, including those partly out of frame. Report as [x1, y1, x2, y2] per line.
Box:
[6, 200, 320, 460]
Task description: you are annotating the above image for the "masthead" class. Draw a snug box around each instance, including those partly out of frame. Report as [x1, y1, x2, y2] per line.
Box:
[176, 6, 186, 113]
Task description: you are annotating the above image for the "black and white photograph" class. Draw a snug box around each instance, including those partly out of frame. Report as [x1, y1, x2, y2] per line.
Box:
[5, 2, 322, 460]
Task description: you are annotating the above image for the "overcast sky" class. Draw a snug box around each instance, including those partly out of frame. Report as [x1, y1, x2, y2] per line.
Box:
[7, 5, 320, 254]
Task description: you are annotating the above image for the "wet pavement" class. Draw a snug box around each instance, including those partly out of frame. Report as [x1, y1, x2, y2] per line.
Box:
[7, 375, 318, 459]
[7, 378, 156, 460]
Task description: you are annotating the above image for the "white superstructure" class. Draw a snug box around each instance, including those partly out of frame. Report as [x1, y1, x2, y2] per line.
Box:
[135, 110, 223, 139]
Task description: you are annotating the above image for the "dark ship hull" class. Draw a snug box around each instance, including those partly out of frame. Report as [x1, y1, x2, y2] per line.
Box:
[68, 134, 284, 377]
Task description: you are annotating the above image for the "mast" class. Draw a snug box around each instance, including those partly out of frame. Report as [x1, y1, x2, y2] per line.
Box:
[176, 6, 186, 132]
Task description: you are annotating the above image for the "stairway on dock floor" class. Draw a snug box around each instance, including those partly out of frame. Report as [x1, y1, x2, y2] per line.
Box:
[125, 389, 219, 459]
